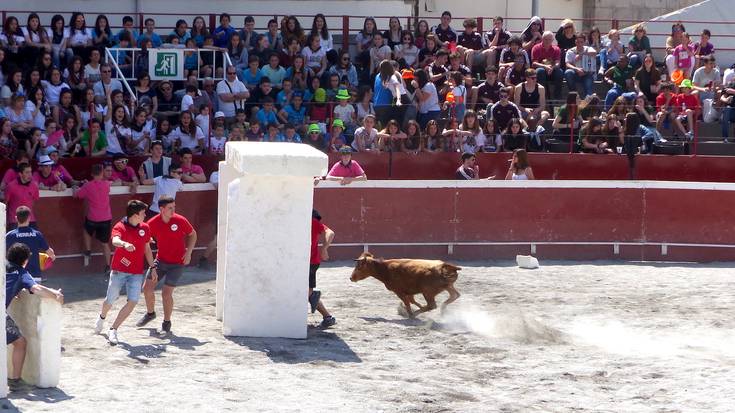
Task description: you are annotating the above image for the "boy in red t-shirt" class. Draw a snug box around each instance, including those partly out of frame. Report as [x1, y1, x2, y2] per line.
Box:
[93, 200, 156, 345]
[309, 209, 336, 328]
[655, 82, 688, 138]
[137, 196, 197, 334]
[674, 79, 699, 140]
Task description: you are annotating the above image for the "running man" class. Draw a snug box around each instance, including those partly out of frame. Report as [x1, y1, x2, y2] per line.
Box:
[73, 164, 113, 275]
[6, 243, 64, 391]
[94, 200, 156, 345]
[309, 209, 336, 328]
[137, 196, 196, 334]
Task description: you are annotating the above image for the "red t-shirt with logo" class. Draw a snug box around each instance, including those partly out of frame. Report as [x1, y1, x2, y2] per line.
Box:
[148, 213, 194, 265]
[310, 218, 326, 265]
[110, 219, 152, 274]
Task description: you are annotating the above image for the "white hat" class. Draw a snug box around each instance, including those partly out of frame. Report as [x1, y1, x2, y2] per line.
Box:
[214, 111, 225, 118]
[38, 155, 54, 166]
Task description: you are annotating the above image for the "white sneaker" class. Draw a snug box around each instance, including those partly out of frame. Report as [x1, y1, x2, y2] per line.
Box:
[94, 316, 105, 334]
[108, 329, 119, 345]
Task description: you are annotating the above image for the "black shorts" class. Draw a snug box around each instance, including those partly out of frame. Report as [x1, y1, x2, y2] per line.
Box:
[147, 261, 184, 287]
[309, 264, 319, 289]
[84, 219, 112, 243]
[6, 316, 22, 345]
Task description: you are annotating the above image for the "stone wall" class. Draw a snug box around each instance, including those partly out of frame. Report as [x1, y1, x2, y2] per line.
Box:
[583, 0, 703, 30]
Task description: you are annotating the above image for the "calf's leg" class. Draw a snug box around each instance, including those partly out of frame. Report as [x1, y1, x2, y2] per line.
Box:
[441, 285, 461, 312]
[399, 295, 416, 318]
[412, 292, 438, 316]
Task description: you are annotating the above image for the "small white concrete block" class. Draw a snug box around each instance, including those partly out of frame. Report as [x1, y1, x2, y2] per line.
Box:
[516, 255, 540, 269]
[225, 141, 328, 177]
[6, 291, 62, 388]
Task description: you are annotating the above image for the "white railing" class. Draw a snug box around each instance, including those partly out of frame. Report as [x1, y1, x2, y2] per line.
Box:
[104, 47, 233, 83]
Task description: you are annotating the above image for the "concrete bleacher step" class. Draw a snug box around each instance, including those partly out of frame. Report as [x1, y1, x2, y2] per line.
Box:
[695, 141, 735, 156]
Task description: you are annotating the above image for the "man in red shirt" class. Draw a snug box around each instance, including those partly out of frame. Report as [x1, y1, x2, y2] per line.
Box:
[309, 209, 336, 328]
[73, 164, 113, 274]
[531, 31, 563, 101]
[93, 200, 156, 345]
[137, 196, 196, 334]
[4, 163, 40, 230]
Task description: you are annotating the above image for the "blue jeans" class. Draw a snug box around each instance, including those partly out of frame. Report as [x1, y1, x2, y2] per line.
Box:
[418, 110, 441, 129]
[536, 67, 563, 100]
[722, 107, 735, 138]
[605, 85, 624, 111]
[105, 271, 144, 305]
[564, 69, 594, 98]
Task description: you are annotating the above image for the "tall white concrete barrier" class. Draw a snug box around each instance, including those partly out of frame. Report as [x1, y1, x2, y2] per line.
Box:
[0, 203, 6, 397]
[6, 290, 62, 388]
[217, 142, 327, 338]
[216, 161, 238, 321]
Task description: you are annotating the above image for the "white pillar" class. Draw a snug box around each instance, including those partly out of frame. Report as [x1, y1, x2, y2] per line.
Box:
[220, 142, 327, 339]
[0, 203, 6, 397]
[6, 290, 62, 388]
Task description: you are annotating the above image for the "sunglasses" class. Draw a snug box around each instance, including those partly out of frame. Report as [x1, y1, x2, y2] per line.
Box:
[115, 159, 128, 164]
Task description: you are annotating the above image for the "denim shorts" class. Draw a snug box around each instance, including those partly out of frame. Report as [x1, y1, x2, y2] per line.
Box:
[105, 271, 144, 305]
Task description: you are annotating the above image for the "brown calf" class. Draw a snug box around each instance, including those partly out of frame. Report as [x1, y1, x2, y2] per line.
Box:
[350, 252, 461, 318]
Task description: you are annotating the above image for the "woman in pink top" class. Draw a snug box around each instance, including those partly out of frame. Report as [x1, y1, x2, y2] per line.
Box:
[325, 146, 367, 186]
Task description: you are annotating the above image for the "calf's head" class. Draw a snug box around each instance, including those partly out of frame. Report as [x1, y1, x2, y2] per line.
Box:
[350, 252, 375, 282]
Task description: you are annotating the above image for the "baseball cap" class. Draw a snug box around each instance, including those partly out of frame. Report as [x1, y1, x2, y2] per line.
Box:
[38, 155, 54, 166]
[214, 111, 225, 118]
[338, 146, 352, 154]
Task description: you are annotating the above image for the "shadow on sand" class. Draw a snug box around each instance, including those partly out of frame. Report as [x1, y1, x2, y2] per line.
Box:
[226, 327, 362, 364]
[7, 386, 74, 405]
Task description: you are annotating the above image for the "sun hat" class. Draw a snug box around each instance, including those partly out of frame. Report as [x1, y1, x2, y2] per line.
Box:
[332, 119, 345, 129]
[308, 123, 320, 134]
[679, 79, 693, 89]
[38, 155, 54, 166]
[214, 111, 225, 118]
[335, 89, 350, 100]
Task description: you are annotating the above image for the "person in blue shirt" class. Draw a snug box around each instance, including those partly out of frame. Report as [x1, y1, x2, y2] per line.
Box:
[5, 242, 64, 392]
[283, 123, 303, 143]
[138, 18, 162, 48]
[255, 97, 280, 127]
[213, 13, 235, 48]
[278, 92, 307, 126]
[114, 15, 139, 46]
[5, 206, 55, 282]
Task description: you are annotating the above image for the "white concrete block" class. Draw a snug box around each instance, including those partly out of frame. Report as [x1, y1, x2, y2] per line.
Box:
[221, 142, 327, 339]
[215, 161, 238, 321]
[0, 202, 6, 398]
[516, 255, 540, 270]
[6, 290, 62, 388]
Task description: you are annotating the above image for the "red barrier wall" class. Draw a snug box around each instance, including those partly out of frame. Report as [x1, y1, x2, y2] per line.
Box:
[35, 181, 735, 276]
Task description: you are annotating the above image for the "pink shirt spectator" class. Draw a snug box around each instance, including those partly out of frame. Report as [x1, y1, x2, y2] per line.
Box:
[32, 171, 62, 188]
[327, 160, 365, 178]
[531, 43, 561, 63]
[2, 169, 19, 187]
[51, 165, 74, 186]
[75, 179, 112, 222]
[674, 43, 695, 69]
[111, 166, 137, 183]
[182, 164, 204, 175]
[5, 180, 40, 224]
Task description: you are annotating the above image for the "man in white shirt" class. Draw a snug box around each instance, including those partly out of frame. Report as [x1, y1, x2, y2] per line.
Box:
[93, 64, 123, 104]
[692, 55, 721, 102]
[564, 33, 597, 98]
[216, 67, 249, 126]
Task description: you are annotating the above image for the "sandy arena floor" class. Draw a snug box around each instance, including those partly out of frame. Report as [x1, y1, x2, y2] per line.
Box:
[2, 260, 735, 412]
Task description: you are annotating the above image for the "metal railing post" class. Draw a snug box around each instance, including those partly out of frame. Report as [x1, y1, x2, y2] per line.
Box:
[342, 15, 349, 53]
[477, 17, 483, 34]
[104, 48, 137, 104]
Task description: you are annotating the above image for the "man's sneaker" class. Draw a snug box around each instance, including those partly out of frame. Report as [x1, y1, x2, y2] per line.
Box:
[161, 320, 171, 334]
[83, 250, 91, 267]
[321, 316, 336, 328]
[108, 329, 119, 345]
[94, 316, 105, 334]
[686, 131, 694, 141]
[136, 312, 156, 327]
[309, 290, 321, 314]
[8, 378, 31, 392]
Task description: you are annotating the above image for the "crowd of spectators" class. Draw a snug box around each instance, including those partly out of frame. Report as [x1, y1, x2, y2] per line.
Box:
[1, 10, 734, 170]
